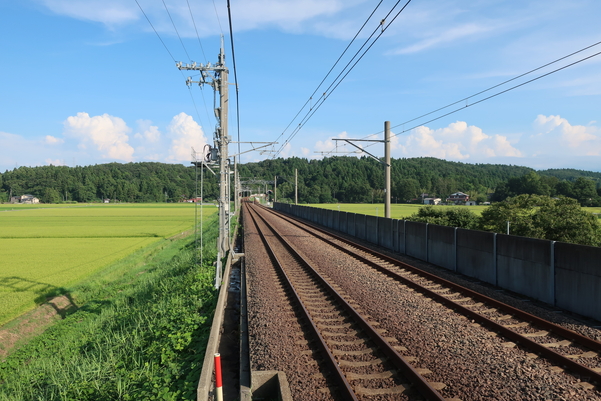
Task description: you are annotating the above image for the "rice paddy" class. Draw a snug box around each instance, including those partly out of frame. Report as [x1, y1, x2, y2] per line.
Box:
[0, 203, 216, 326]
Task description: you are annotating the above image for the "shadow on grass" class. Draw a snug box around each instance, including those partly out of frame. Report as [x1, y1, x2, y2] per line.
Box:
[0, 276, 78, 319]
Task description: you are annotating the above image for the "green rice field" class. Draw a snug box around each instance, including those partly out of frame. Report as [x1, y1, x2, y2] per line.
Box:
[307, 203, 601, 219]
[306, 203, 488, 219]
[0, 203, 216, 326]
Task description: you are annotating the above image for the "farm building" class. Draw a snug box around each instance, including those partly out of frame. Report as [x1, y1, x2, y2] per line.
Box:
[423, 197, 442, 205]
[10, 194, 40, 204]
[446, 192, 470, 204]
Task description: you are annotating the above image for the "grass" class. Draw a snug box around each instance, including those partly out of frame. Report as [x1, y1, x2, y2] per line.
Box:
[307, 203, 489, 219]
[307, 203, 601, 219]
[0, 203, 216, 326]
[0, 213, 221, 401]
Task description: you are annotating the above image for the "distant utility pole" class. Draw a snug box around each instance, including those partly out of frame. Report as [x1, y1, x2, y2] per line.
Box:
[178, 37, 230, 289]
[333, 121, 391, 218]
[295, 169, 298, 205]
[384, 121, 391, 218]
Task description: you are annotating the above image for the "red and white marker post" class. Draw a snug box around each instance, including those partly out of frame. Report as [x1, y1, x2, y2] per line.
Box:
[214, 353, 223, 401]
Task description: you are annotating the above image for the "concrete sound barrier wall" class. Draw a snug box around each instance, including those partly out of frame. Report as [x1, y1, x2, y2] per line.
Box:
[427, 224, 455, 271]
[554, 243, 601, 321]
[338, 211, 348, 233]
[347, 213, 356, 237]
[405, 221, 428, 261]
[355, 213, 367, 240]
[365, 215, 378, 245]
[378, 217, 394, 250]
[456, 229, 496, 285]
[496, 235, 554, 305]
[272, 203, 600, 322]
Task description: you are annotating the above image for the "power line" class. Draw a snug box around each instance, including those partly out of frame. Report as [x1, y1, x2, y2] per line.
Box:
[184, 0, 215, 128]
[274, 0, 413, 157]
[346, 42, 601, 155]
[134, 0, 176, 62]
[186, 0, 208, 63]
[213, 0, 224, 35]
[227, 0, 241, 155]
[364, 39, 601, 143]
[272, 0, 386, 148]
[135, 0, 206, 129]
[161, 0, 191, 61]
[385, 49, 601, 142]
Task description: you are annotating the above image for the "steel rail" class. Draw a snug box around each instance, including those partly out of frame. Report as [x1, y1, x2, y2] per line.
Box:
[263, 205, 601, 385]
[244, 203, 358, 400]
[248, 202, 447, 401]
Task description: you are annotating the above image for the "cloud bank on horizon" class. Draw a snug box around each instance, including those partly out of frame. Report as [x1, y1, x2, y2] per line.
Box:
[2, 112, 598, 171]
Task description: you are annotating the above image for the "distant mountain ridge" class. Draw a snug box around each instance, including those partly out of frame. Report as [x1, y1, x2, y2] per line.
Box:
[1, 157, 598, 204]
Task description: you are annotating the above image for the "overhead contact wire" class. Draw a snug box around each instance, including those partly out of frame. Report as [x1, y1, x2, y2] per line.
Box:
[227, 0, 242, 155]
[272, 0, 386, 147]
[161, 0, 191, 61]
[275, 0, 413, 156]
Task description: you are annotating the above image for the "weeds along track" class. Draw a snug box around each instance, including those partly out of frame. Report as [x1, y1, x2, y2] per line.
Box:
[244, 201, 601, 400]
[244, 201, 444, 401]
[251, 205, 601, 399]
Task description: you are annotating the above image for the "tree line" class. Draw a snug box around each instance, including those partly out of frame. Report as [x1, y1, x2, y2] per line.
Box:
[0, 163, 219, 203]
[1, 157, 599, 206]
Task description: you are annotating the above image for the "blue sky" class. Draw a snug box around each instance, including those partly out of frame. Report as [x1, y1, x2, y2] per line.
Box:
[1, 0, 600, 172]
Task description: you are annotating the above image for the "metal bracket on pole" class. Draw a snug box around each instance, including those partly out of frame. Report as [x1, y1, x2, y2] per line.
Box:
[329, 122, 392, 217]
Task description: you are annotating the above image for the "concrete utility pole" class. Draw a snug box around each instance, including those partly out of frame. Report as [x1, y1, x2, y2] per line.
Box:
[295, 169, 298, 205]
[178, 37, 230, 288]
[234, 157, 240, 214]
[332, 121, 392, 218]
[274, 176, 277, 203]
[384, 121, 391, 219]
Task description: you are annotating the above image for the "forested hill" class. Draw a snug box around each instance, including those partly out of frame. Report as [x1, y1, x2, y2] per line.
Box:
[0, 162, 219, 203]
[239, 157, 534, 203]
[538, 168, 601, 182]
[0, 157, 597, 204]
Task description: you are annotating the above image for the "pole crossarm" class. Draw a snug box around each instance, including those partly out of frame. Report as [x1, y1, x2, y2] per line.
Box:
[332, 138, 389, 167]
[230, 142, 277, 158]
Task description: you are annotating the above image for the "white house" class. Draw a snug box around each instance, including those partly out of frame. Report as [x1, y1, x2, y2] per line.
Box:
[423, 197, 442, 205]
[11, 194, 40, 204]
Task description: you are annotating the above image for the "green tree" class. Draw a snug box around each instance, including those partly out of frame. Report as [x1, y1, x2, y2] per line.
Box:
[408, 206, 480, 229]
[533, 196, 601, 246]
[41, 187, 61, 203]
[480, 195, 600, 246]
[572, 177, 599, 207]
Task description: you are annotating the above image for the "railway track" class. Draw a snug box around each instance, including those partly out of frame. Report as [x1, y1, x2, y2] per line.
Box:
[244, 201, 601, 400]
[245, 201, 446, 400]
[258, 204, 601, 382]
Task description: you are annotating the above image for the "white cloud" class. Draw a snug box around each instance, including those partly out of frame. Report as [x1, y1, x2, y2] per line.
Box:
[166, 112, 207, 162]
[397, 121, 522, 161]
[393, 23, 494, 55]
[134, 119, 161, 143]
[44, 135, 64, 145]
[63, 112, 134, 161]
[531, 114, 600, 154]
[0, 131, 69, 171]
[314, 131, 355, 154]
[36, 0, 138, 26]
[232, 0, 342, 32]
[278, 143, 294, 159]
[36, 0, 349, 38]
[45, 158, 65, 166]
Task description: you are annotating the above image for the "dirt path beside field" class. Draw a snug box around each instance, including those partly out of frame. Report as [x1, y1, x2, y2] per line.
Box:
[0, 295, 77, 360]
